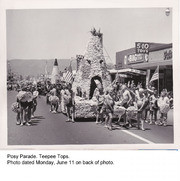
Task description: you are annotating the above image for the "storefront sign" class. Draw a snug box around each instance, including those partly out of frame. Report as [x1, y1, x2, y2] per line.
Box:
[164, 49, 172, 60]
[129, 69, 146, 75]
[126, 54, 148, 64]
[136, 42, 150, 54]
[148, 48, 172, 63]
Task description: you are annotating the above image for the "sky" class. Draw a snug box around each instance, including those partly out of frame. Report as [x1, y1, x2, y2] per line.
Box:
[6, 8, 172, 63]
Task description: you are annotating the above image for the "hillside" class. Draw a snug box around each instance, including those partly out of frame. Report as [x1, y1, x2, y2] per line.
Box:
[8, 59, 77, 77]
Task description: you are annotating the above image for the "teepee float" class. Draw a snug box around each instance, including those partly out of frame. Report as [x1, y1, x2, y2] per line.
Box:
[72, 28, 112, 118]
[51, 59, 60, 84]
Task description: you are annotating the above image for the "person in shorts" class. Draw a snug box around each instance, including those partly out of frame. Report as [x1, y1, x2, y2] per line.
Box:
[95, 88, 104, 124]
[135, 88, 146, 131]
[102, 90, 115, 131]
[64, 84, 75, 123]
[149, 90, 158, 125]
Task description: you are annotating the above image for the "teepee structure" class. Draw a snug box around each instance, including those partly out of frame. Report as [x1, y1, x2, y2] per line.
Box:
[72, 28, 112, 99]
[51, 59, 59, 84]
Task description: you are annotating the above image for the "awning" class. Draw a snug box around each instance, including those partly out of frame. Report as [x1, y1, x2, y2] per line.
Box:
[108, 68, 146, 76]
[128, 60, 172, 70]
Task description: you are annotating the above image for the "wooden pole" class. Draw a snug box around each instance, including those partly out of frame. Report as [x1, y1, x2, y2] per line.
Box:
[158, 65, 160, 96]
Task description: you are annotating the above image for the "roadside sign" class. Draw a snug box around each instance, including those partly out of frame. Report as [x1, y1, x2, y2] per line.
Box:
[136, 42, 150, 54]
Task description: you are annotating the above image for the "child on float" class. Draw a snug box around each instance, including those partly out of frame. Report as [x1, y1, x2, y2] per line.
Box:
[157, 89, 170, 126]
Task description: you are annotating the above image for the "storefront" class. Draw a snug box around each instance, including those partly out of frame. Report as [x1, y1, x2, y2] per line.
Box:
[109, 68, 147, 86]
[116, 43, 173, 92]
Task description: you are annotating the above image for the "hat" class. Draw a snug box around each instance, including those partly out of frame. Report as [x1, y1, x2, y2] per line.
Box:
[139, 88, 144, 93]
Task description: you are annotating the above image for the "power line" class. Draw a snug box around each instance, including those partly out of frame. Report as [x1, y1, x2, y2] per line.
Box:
[103, 45, 113, 64]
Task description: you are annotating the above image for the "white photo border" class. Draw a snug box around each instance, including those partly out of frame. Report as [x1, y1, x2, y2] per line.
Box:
[0, 0, 179, 150]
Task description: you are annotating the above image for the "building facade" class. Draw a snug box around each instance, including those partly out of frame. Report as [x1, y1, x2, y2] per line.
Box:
[116, 43, 173, 92]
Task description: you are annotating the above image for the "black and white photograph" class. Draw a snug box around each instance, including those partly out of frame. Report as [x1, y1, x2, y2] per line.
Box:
[5, 7, 175, 146]
[1, 1, 180, 181]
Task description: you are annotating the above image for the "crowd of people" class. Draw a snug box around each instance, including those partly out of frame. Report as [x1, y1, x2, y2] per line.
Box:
[11, 83, 38, 126]
[93, 80, 173, 131]
[11, 80, 76, 126]
[10, 79, 173, 131]
[46, 83, 75, 123]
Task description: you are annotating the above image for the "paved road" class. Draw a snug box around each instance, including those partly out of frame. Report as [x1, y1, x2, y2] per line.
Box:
[8, 91, 173, 145]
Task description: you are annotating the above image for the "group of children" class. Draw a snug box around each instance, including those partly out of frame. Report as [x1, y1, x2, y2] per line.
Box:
[12, 85, 38, 126]
[12, 80, 172, 131]
[47, 83, 75, 123]
[94, 82, 171, 131]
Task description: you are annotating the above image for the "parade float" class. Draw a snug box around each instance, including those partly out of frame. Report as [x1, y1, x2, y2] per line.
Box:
[72, 28, 126, 119]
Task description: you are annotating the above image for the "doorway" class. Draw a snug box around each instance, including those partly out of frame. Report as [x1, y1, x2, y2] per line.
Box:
[89, 76, 102, 99]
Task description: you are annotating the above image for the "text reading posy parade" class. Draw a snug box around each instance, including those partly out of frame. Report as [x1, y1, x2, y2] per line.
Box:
[6, 154, 114, 166]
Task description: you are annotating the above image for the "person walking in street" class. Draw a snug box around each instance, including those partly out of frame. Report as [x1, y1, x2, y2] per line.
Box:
[49, 93, 59, 114]
[103, 89, 115, 131]
[16, 86, 33, 126]
[119, 84, 132, 126]
[157, 89, 170, 126]
[149, 90, 158, 125]
[95, 88, 104, 124]
[60, 84, 66, 113]
[64, 84, 75, 123]
[31, 90, 39, 118]
[135, 88, 146, 131]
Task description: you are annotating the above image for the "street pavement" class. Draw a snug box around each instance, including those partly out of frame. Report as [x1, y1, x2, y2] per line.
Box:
[8, 91, 173, 145]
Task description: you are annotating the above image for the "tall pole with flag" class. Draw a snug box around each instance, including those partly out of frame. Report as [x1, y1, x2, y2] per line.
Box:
[63, 61, 73, 84]
[45, 60, 49, 78]
[158, 66, 160, 95]
[149, 65, 160, 95]
[112, 64, 119, 86]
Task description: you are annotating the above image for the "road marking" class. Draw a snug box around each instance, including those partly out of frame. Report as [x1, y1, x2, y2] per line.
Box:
[122, 130, 155, 144]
